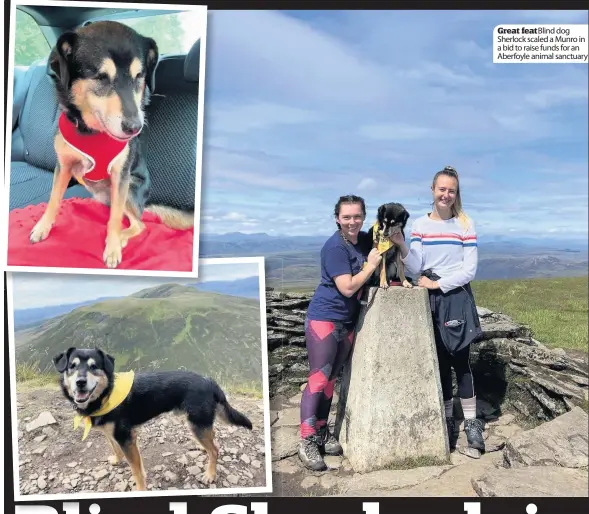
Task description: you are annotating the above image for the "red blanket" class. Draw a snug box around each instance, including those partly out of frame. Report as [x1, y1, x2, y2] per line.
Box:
[7, 198, 195, 272]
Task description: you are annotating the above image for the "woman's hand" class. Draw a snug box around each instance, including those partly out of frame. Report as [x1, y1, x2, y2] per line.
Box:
[417, 276, 439, 289]
[366, 248, 382, 270]
[390, 232, 409, 258]
[390, 232, 405, 246]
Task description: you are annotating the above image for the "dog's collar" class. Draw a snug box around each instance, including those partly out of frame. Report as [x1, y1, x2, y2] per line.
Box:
[372, 221, 394, 255]
[73, 371, 135, 441]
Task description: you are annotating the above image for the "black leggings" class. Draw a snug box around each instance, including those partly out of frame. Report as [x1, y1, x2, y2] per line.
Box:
[434, 324, 475, 401]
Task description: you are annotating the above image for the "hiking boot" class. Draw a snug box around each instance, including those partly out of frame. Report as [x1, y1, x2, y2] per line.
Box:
[446, 416, 457, 450]
[318, 426, 343, 456]
[464, 418, 485, 451]
[298, 435, 327, 471]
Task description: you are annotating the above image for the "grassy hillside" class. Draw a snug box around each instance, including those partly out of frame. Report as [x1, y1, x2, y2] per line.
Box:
[283, 276, 588, 352]
[471, 276, 588, 351]
[14, 285, 264, 394]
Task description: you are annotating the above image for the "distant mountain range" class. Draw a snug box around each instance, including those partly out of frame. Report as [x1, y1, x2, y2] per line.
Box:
[14, 285, 263, 388]
[193, 275, 260, 299]
[199, 231, 588, 255]
[13, 277, 260, 330]
[14, 297, 120, 330]
[199, 231, 588, 289]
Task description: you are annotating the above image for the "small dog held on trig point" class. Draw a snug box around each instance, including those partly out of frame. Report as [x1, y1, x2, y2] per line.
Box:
[367, 202, 413, 289]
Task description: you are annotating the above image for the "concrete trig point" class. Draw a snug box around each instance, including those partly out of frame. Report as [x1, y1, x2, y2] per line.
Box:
[334, 286, 450, 473]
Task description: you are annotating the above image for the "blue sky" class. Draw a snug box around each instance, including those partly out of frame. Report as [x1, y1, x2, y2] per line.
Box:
[200, 9, 588, 240]
[11, 262, 260, 309]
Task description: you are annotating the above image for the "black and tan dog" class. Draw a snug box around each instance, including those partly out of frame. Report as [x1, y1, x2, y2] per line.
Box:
[53, 347, 253, 491]
[367, 202, 413, 289]
[30, 21, 193, 268]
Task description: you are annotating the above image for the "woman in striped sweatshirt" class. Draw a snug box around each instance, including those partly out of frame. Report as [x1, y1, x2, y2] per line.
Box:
[389, 166, 485, 454]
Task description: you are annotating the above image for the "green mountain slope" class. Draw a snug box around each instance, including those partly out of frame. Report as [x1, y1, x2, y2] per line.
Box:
[14, 284, 263, 389]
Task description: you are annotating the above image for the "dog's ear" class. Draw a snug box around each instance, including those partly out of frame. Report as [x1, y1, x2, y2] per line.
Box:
[403, 209, 410, 226]
[53, 347, 76, 373]
[377, 205, 386, 221]
[143, 36, 159, 92]
[47, 31, 78, 89]
[377, 205, 386, 229]
[97, 349, 115, 375]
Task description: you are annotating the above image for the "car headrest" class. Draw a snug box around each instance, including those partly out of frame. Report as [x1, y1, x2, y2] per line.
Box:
[184, 38, 200, 83]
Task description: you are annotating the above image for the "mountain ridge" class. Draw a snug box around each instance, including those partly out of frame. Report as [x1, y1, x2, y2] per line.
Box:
[14, 285, 263, 389]
[198, 232, 588, 288]
[13, 277, 260, 329]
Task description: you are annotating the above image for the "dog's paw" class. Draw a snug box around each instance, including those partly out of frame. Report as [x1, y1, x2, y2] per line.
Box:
[29, 218, 53, 243]
[402, 280, 413, 289]
[201, 470, 217, 484]
[108, 455, 121, 465]
[103, 236, 123, 268]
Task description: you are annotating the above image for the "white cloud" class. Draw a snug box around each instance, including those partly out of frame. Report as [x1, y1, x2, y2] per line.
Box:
[199, 10, 588, 240]
[223, 212, 247, 221]
[357, 178, 378, 191]
[358, 123, 437, 141]
[208, 101, 321, 134]
[206, 10, 393, 107]
[524, 87, 588, 109]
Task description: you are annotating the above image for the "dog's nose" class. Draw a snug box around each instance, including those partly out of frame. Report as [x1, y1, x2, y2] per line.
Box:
[121, 119, 142, 136]
[76, 377, 87, 388]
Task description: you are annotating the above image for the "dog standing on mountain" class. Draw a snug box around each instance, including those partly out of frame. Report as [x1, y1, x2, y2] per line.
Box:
[29, 21, 194, 268]
[53, 347, 253, 491]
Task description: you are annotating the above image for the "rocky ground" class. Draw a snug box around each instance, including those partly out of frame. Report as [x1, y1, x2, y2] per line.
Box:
[265, 291, 589, 497]
[267, 291, 589, 423]
[269, 388, 589, 497]
[16, 387, 267, 496]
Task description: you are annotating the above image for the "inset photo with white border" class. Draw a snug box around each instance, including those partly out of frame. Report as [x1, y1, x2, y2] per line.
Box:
[6, 257, 272, 500]
[3, 0, 207, 278]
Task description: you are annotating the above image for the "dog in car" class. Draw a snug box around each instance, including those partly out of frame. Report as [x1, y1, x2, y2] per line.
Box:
[29, 21, 194, 268]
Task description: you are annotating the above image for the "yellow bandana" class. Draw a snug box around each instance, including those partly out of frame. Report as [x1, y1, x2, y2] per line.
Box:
[73, 371, 135, 441]
[372, 221, 394, 255]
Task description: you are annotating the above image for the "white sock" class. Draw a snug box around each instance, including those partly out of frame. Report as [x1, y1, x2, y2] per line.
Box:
[461, 396, 476, 420]
[444, 399, 453, 418]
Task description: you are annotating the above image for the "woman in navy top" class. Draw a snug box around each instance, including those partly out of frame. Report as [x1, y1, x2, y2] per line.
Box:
[298, 194, 382, 471]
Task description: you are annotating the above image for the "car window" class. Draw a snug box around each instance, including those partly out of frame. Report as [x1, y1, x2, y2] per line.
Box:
[116, 12, 200, 55]
[14, 9, 51, 66]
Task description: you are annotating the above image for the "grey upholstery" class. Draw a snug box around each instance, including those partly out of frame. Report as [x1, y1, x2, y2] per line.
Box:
[9, 38, 200, 213]
[183, 39, 200, 83]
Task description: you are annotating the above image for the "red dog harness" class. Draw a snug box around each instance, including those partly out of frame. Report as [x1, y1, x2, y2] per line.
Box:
[58, 113, 128, 184]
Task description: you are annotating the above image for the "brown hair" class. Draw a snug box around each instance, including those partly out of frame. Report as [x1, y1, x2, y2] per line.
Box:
[432, 166, 470, 230]
[334, 194, 366, 229]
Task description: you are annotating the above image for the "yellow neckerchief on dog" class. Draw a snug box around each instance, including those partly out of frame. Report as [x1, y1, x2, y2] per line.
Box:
[372, 221, 394, 255]
[73, 371, 135, 441]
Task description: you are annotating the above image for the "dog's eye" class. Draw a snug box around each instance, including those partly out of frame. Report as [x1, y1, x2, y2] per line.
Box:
[134, 71, 145, 81]
[69, 362, 76, 369]
[96, 73, 110, 83]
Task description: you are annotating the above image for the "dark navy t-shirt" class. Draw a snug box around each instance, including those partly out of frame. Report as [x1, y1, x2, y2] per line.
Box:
[307, 230, 372, 322]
